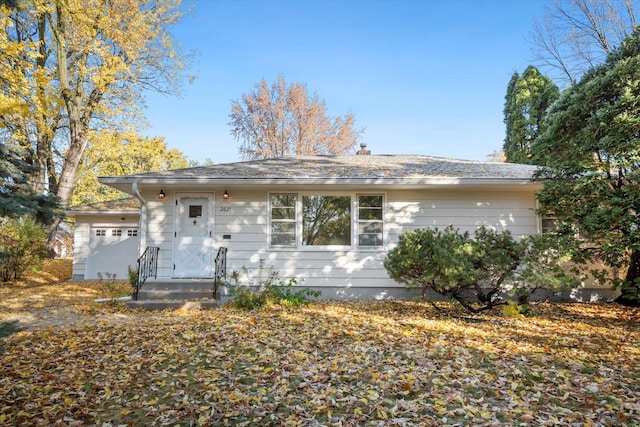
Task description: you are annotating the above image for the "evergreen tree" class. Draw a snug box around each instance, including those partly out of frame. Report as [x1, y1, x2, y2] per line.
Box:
[533, 29, 640, 306]
[0, 143, 59, 224]
[503, 66, 559, 164]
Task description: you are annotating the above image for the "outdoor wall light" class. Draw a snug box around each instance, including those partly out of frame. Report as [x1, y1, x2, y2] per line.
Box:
[223, 190, 230, 200]
[158, 189, 166, 200]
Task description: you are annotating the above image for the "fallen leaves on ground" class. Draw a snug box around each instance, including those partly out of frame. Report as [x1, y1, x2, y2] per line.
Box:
[0, 283, 638, 426]
[12, 258, 73, 286]
[0, 260, 131, 329]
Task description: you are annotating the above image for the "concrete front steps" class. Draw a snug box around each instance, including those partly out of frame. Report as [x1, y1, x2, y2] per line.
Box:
[126, 280, 223, 310]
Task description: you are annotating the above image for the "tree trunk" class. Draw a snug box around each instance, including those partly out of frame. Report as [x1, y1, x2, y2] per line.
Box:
[45, 3, 89, 251]
[617, 249, 640, 307]
[47, 121, 89, 250]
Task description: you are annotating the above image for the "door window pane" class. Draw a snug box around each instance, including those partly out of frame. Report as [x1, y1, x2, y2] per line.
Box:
[189, 205, 203, 218]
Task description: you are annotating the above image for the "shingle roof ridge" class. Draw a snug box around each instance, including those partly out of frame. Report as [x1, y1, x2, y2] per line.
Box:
[133, 154, 524, 171]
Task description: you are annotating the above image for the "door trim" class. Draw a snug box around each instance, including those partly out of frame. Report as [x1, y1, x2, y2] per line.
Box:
[172, 192, 215, 278]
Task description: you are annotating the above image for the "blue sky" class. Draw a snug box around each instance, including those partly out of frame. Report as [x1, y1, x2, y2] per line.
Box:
[143, 0, 549, 164]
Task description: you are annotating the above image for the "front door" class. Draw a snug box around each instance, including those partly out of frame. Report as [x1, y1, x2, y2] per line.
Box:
[173, 193, 214, 278]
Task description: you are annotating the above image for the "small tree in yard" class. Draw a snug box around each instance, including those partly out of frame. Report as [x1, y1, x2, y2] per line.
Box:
[0, 217, 48, 281]
[384, 226, 580, 313]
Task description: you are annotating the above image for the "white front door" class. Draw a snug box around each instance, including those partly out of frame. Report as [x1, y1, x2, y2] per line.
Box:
[173, 194, 214, 278]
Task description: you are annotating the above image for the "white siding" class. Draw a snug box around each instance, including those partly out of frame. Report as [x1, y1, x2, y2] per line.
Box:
[72, 220, 90, 279]
[144, 186, 540, 293]
[387, 189, 538, 242]
[145, 192, 179, 278]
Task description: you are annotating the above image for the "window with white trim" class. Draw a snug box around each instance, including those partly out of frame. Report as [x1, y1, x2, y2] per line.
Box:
[111, 229, 122, 237]
[95, 229, 106, 237]
[270, 194, 297, 247]
[357, 195, 383, 247]
[127, 229, 138, 237]
[269, 193, 384, 248]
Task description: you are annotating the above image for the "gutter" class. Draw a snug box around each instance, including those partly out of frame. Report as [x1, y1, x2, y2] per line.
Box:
[100, 176, 541, 194]
[131, 182, 147, 256]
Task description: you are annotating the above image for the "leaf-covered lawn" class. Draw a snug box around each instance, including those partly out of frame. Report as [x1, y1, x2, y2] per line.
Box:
[0, 279, 638, 426]
[0, 259, 131, 330]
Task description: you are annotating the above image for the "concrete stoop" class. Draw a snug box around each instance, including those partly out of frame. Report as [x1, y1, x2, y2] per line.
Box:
[126, 299, 222, 310]
[127, 280, 222, 310]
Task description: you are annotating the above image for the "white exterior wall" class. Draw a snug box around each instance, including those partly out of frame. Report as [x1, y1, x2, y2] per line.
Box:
[387, 189, 538, 240]
[141, 186, 539, 299]
[71, 213, 140, 281]
[72, 220, 90, 280]
[144, 192, 178, 279]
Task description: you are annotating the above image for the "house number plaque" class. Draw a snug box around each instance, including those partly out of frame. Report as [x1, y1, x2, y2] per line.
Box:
[219, 206, 232, 214]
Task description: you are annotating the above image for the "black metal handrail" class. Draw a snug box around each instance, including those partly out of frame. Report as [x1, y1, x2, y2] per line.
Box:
[213, 247, 228, 299]
[134, 246, 159, 300]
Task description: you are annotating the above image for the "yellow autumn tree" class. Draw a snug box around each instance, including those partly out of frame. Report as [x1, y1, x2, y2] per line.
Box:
[71, 131, 189, 206]
[0, 0, 189, 245]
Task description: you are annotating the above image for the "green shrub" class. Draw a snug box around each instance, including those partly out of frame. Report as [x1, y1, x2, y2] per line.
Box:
[264, 276, 321, 307]
[0, 217, 49, 281]
[227, 261, 320, 310]
[384, 226, 580, 313]
[232, 286, 268, 310]
[514, 234, 582, 303]
[127, 265, 138, 289]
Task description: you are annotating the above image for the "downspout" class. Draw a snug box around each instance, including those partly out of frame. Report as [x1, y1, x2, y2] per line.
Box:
[132, 182, 148, 256]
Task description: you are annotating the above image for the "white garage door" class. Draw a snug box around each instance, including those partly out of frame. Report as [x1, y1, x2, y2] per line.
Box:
[86, 227, 140, 280]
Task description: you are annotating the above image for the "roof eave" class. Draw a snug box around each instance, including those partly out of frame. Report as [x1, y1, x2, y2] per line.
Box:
[66, 209, 141, 216]
[99, 176, 538, 187]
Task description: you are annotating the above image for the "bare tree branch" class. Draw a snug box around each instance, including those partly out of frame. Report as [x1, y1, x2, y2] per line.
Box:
[229, 74, 363, 160]
[530, 0, 638, 86]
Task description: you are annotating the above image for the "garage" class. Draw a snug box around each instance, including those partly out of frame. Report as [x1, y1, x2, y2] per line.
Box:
[85, 226, 140, 280]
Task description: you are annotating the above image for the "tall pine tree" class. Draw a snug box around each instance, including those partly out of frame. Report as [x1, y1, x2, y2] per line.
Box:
[0, 143, 59, 224]
[533, 29, 640, 306]
[503, 66, 559, 164]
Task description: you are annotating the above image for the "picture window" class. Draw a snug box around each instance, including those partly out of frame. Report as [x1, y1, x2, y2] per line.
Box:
[269, 193, 384, 248]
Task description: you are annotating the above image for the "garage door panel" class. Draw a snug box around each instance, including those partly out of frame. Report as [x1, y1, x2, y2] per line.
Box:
[87, 227, 139, 280]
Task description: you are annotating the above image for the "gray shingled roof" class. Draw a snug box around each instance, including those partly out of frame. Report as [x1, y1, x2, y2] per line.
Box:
[100, 155, 538, 182]
[67, 197, 141, 215]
